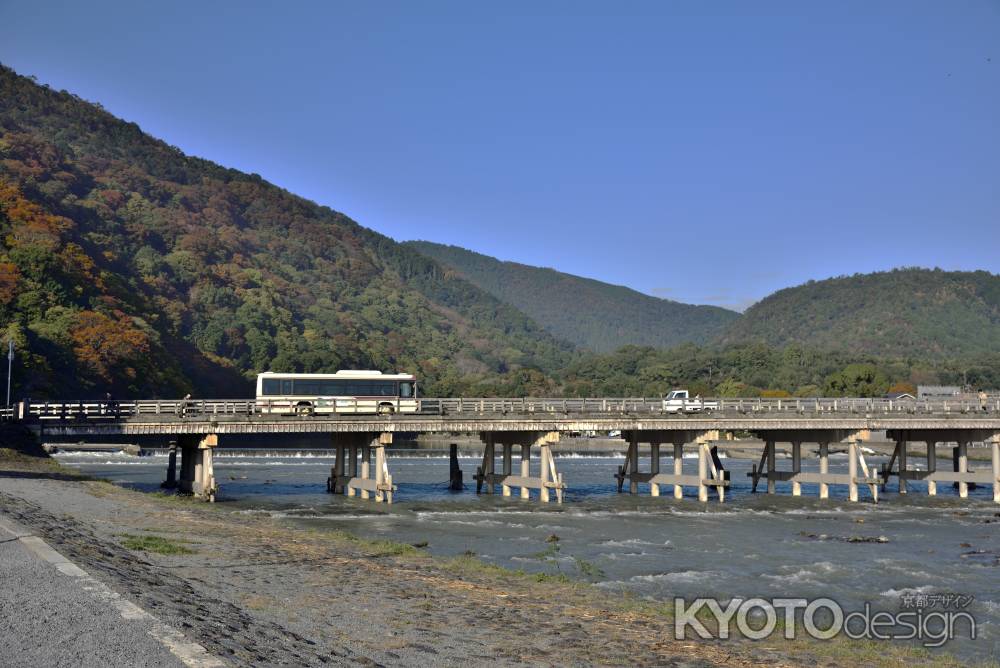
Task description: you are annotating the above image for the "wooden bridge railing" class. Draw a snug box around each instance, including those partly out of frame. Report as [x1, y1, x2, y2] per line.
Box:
[2, 396, 999, 422]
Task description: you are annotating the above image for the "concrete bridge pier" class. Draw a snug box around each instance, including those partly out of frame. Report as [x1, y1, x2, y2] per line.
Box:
[474, 432, 563, 502]
[993, 436, 1000, 504]
[327, 433, 396, 502]
[649, 440, 661, 497]
[176, 434, 218, 502]
[161, 439, 178, 489]
[818, 441, 829, 499]
[672, 440, 683, 499]
[956, 441, 969, 499]
[927, 441, 937, 496]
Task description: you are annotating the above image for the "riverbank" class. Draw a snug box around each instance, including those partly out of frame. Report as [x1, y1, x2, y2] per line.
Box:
[0, 448, 986, 667]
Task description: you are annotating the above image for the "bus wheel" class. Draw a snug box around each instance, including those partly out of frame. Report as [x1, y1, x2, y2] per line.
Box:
[378, 403, 395, 415]
[296, 403, 314, 416]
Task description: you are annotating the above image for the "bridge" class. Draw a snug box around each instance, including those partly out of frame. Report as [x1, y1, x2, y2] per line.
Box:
[6, 396, 1000, 506]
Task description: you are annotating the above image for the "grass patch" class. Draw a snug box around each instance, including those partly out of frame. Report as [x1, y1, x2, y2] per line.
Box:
[364, 539, 420, 557]
[119, 533, 196, 555]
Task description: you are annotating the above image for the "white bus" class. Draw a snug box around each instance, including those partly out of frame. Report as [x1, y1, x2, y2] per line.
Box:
[255, 370, 418, 415]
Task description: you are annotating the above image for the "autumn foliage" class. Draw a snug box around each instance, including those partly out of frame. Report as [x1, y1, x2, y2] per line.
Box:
[0, 64, 570, 398]
[69, 311, 150, 382]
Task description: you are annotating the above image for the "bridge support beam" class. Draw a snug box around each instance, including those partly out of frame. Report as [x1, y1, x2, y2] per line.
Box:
[819, 441, 829, 499]
[927, 441, 937, 496]
[992, 435, 1000, 504]
[616, 430, 726, 502]
[883, 429, 999, 501]
[475, 432, 563, 502]
[766, 440, 776, 494]
[899, 439, 908, 494]
[327, 433, 396, 502]
[649, 441, 660, 497]
[957, 441, 969, 499]
[751, 430, 878, 502]
[791, 441, 802, 496]
[177, 434, 218, 502]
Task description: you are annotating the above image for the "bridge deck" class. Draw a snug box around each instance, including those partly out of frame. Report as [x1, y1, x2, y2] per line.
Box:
[6, 397, 998, 506]
[8, 396, 1000, 436]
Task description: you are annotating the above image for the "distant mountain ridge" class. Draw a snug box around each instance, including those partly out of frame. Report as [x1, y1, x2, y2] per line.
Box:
[718, 268, 1000, 358]
[404, 241, 739, 352]
[406, 241, 1000, 361]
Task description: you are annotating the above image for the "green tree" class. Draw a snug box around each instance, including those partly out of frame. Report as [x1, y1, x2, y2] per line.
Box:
[823, 364, 889, 397]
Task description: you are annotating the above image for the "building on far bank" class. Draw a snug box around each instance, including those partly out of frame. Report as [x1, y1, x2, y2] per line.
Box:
[886, 392, 916, 401]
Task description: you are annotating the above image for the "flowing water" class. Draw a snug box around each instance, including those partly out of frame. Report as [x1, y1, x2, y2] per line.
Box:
[55, 448, 1000, 660]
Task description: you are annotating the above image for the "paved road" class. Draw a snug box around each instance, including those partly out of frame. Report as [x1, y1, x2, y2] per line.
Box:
[0, 517, 208, 668]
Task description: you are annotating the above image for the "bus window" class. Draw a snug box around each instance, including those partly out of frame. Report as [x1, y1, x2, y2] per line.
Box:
[282, 380, 293, 395]
[399, 382, 413, 398]
[319, 381, 345, 395]
[293, 380, 322, 395]
[262, 379, 281, 395]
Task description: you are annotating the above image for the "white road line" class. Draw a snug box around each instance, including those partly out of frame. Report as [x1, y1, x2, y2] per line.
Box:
[0, 514, 226, 668]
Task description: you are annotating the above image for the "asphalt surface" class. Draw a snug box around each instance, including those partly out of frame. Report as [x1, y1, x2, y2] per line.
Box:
[0, 521, 188, 668]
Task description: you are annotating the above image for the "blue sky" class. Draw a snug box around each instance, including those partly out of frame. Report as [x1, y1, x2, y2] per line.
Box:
[2, 1, 997, 311]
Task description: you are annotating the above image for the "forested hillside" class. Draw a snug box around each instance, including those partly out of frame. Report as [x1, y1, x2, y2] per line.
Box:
[404, 241, 738, 352]
[559, 343, 1000, 398]
[719, 268, 1000, 359]
[0, 65, 574, 398]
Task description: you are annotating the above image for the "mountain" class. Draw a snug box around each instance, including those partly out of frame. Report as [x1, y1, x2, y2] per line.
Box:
[0, 65, 574, 398]
[718, 268, 1000, 358]
[403, 241, 739, 352]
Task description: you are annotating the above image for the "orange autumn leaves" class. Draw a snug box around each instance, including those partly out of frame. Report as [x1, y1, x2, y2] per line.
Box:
[69, 310, 151, 382]
[0, 180, 100, 292]
[1, 180, 140, 381]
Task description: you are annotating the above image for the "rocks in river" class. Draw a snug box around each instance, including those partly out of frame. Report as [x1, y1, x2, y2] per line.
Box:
[959, 549, 1000, 567]
[798, 531, 889, 544]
